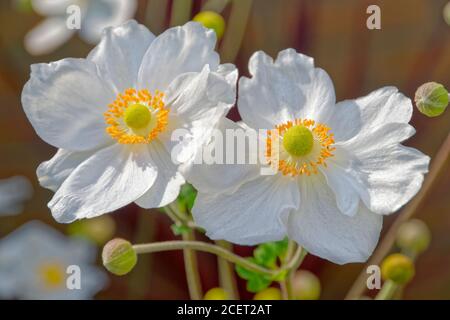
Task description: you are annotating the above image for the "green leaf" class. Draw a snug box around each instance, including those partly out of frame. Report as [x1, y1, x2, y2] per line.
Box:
[177, 184, 197, 212]
[235, 258, 258, 280]
[170, 224, 191, 236]
[247, 275, 272, 293]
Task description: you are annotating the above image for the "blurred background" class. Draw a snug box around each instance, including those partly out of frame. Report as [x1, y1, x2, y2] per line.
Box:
[0, 0, 449, 299]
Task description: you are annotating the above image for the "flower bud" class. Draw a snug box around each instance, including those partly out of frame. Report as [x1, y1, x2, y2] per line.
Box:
[396, 219, 431, 255]
[415, 82, 449, 117]
[291, 270, 321, 300]
[193, 11, 226, 40]
[444, 2, 450, 26]
[102, 238, 137, 276]
[253, 287, 282, 300]
[204, 287, 229, 300]
[381, 253, 415, 285]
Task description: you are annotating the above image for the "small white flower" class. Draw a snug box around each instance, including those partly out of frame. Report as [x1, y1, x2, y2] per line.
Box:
[0, 221, 107, 299]
[187, 49, 430, 264]
[24, 0, 138, 55]
[0, 176, 33, 216]
[22, 20, 237, 223]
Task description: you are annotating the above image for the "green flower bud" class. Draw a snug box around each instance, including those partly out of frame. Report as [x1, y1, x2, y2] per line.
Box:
[396, 219, 431, 254]
[291, 270, 321, 300]
[204, 287, 229, 300]
[193, 11, 226, 40]
[68, 215, 116, 245]
[253, 287, 282, 300]
[102, 238, 137, 276]
[415, 82, 449, 117]
[381, 253, 415, 285]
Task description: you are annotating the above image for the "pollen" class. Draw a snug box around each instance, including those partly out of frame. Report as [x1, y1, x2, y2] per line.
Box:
[104, 88, 169, 144]
[266, 118, 336, 177]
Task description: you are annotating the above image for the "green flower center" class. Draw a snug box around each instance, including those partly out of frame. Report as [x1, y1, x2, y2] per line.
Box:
[124, 103, 152, 130]
[282, 125, 314, 157]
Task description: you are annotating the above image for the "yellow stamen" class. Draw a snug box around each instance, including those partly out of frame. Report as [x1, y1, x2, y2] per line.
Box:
[266, 118, 335, 177]
[104, 88, 169, 144]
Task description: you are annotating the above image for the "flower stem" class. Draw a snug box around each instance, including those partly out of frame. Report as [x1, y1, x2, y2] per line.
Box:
[202, 0, 230, 12]
[170, 0, 193, 27]
[375, 280, 398, 300]
[215, 240, 239, 299]
[134, 240, 284, 276]
[346, 131, 450, 300]
[182, 232, 203, 300]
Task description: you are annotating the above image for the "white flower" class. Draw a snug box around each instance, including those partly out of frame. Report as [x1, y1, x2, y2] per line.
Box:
[24, 0, 138, 55]
[22, 20, 237, 223]
[0, 176, 33, 216]
[187, 49, 430, 264]
[0, 221, 107, 299]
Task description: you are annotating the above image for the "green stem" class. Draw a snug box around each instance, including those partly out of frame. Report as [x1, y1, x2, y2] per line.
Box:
[182, 232, 203, 300]
[375, 280, 399, 300]
[202, 0, 230, 12]
[215, 240, 239, 299]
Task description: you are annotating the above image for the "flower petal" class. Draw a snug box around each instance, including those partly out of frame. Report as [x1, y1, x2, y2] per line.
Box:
[286, 174, 382, 264]
[192, 176, 299, 245]
[49, 144, 157, 223]
[135, 141, 185, 208]
[0, 176, 33, 216]
[342, 123, 430, 215]
[37, 148, 100, 192]
[87, 20, 155, 93]
[22, 58, 115, 151]
[238, 49, 335, 129]
[24, 17, 75, 56]
[80, 0, 138, 44]
[31, 0, 73, 16]
[137, 21, 219, 92]
[182, 118, 260, 194]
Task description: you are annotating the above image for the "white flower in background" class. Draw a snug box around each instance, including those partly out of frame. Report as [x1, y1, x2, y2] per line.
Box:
[187, 49, 430, 264]
[0, 176, 33, 216]
[0, 221, 107, 299]
[24, 0, 138, 55]
[22, 20, 237, 223]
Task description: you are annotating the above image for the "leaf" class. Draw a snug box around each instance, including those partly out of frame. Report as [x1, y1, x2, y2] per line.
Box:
[170, 224, 191, 236]
[247, 275, 271, 293]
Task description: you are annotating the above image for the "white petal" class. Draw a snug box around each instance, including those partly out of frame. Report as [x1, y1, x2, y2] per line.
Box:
[182, 118, 260, 194]
[135, 142, 185, 208]
[165, 65, 236, 121]
[80, 0, 138, 44]
[193, 176, 299, 245]
[87, 20, 155, 93]
[37, 148, 100, 192]
[342, 123, 430, 215]
[238, 49, 335, 129]
[22, 58, 115, 151]
[320, 161, 360, 217]
[137, 21, 219, 92]
[48, 144, 157, 223]
[0, 176, 33, 216]
[286, 174, 382, 264]
[24, 18, 75, 56]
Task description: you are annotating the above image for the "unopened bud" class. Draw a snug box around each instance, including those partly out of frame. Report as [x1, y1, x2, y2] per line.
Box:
[204, 287, 229, 300]
[291, 270, 321, 300]
[193, 11, 226, 40]
[396, 219, 431, 255]
[381, 253, 415, 285]
[102, 238, 137, 276]
[253, 287, 282, 300]
[415, 82, 449, 117]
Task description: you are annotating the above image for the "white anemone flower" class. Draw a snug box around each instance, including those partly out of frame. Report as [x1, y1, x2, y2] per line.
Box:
[0, 176, 33, 216]
[25, 0, 138, 55]
[0, 221, 107, 299]
[22, 20, 237, 223]
[187, 49, 430, 264]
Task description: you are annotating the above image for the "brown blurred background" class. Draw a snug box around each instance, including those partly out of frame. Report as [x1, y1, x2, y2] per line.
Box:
[0, 0, 449, 299]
